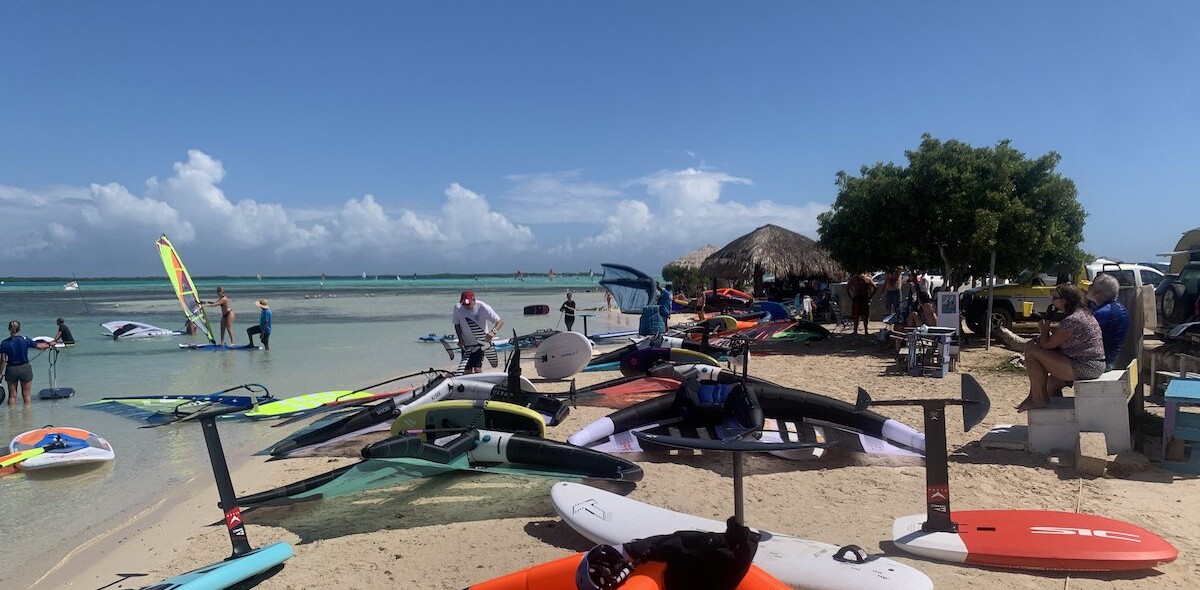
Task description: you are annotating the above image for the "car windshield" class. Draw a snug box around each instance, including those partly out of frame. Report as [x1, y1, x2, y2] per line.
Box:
[1015, 269, 1035, 283]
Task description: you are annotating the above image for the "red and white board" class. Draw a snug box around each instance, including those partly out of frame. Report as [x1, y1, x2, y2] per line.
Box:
[893, 510, 1178, 572]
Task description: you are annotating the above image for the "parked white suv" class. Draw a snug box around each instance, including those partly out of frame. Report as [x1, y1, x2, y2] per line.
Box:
[1085, 259, 1165, 288]
[871, 269, 946, 292]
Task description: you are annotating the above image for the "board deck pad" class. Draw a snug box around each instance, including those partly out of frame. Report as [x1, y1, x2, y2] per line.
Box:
[553, 482, 932, 590]
[893, 510, 1178, 571]
[532, 331, 592, 379]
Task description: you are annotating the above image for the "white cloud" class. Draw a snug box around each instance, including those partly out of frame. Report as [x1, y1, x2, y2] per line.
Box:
[500, 171, 623, 223]
[0, 152, 828, 276]
[638, 167, 751, 215]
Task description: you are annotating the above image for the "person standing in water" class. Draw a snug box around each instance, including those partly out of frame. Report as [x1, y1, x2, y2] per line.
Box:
[452, 290, 503, 374]
[0, 320, 52, 405]
[560, 292, 577, 332]
[202, 286, 236, 345]
[247, 299, 272, 350]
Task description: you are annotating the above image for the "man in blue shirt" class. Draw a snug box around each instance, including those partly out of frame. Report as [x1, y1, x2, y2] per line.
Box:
[1, 320, 52, 405]
[247, 300, 272, 350]
[1087, 274, 1129, 371]
[658, 283, 673, 324]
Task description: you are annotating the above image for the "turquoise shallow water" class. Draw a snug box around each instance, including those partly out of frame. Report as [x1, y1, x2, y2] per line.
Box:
[0, 276, 635, 589]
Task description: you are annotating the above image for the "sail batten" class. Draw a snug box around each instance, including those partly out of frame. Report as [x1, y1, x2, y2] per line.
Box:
[156, 234, 215, 344]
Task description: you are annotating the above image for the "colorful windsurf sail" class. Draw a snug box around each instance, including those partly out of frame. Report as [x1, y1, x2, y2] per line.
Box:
[599, 263, 657, 313]
[156, 234, 215, 344]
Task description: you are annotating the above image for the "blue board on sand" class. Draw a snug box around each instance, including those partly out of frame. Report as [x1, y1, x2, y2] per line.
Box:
[179, 343, 263, 351]
[141, 541, 294, 590]
[138, 406, 292, 589]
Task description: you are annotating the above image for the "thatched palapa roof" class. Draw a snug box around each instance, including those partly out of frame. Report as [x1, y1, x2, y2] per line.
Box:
[700, 224, 846, 281]
[667, 244, 719, 270]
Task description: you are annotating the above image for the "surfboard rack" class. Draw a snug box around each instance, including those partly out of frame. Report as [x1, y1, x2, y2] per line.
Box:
[853, 373, 991, 533]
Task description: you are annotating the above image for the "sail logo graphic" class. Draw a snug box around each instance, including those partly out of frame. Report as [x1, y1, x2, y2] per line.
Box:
[1030, 527, 1141, 543]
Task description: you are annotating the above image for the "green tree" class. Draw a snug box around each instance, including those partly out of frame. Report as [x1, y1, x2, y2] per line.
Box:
[661, 264, 705, 297]
[817, 134, 1088, 287]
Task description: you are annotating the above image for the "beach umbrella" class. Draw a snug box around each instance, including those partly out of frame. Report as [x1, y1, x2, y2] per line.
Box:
[700, 224, 846, 296]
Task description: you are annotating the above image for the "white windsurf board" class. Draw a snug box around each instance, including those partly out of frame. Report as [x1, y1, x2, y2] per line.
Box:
[552, 482, 932, 590]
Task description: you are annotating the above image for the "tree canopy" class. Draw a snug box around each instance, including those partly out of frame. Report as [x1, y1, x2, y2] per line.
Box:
[816, 134, 1088, 287]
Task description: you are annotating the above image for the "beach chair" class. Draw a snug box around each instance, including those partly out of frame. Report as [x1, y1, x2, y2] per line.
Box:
[829, 300, 854, 333]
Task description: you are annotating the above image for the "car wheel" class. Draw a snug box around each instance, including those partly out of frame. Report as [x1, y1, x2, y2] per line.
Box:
[989, 308, 1013, 331]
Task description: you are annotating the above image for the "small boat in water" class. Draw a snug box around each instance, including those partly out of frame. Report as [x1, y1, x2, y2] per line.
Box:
[63, 281, 79, 291]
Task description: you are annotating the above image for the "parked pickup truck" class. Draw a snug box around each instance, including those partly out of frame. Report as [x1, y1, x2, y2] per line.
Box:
[961, 262, 1161, 334]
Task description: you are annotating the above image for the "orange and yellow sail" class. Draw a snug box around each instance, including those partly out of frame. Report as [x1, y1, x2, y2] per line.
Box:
[156, 234, 215, 344]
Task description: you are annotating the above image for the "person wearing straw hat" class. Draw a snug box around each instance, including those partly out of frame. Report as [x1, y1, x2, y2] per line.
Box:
[247, 299, 272, 350]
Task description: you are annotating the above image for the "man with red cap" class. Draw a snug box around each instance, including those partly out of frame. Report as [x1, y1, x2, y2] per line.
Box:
[452, 290, 503, 373]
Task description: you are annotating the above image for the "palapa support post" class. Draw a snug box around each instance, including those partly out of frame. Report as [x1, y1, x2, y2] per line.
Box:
[854, 373, 990, 533]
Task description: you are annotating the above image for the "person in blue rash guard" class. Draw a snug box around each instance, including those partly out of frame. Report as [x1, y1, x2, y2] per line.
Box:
[247, 299, 272, 350]
[0, 320, 52, 405]
[658, 283, 673, 324]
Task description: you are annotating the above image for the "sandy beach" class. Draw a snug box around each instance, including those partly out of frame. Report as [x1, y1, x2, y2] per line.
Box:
[36, 334, 1199, 590]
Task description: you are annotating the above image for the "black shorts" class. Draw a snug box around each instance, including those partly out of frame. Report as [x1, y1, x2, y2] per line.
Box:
[247, 326, 270, 346]
[465, 347, 484, 370]
[4, 363, 33, 384]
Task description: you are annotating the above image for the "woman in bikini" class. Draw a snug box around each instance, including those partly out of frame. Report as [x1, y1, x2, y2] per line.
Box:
[203, 286, 236, 345]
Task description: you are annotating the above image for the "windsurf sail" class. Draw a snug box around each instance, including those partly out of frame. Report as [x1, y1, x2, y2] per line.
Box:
[156, 234, 215, 344]
[101, 320, 180, 339]
[599, 263, 657, 313]
[238, 429, 641, 507]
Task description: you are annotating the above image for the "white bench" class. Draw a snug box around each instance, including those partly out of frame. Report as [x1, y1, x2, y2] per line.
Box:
[1027, 364, 1135, 454]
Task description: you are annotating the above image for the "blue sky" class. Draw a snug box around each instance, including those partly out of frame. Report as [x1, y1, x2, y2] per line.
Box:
[1, 2, 1196, 277]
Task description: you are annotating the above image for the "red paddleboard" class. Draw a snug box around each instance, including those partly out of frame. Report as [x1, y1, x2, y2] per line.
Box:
[893, 510, 1178, 571]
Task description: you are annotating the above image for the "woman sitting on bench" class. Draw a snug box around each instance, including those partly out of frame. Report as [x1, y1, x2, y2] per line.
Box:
[1017, 283, 1105, 413]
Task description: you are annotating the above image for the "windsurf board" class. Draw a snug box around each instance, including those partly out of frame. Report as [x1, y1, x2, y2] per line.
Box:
[532, 331, 593, 379]
[9, 426, 115, 471]
[38, 387, 76, 399]
[893, 510, 1177, 571]
[552, 482, 933, 590]
[179, 343, 263, 351]
[142, 541, 293, 590]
